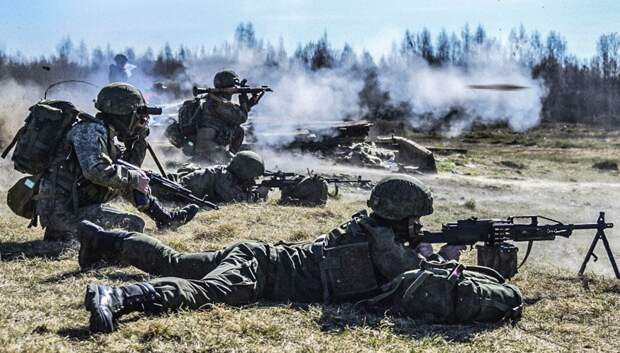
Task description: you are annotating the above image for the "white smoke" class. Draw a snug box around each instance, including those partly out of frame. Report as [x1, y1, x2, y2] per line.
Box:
[379, 46, 547, 136]
[249, 65, 364, 146]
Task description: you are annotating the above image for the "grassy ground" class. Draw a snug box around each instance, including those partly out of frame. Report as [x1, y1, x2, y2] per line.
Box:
[1, 126, 619, 353]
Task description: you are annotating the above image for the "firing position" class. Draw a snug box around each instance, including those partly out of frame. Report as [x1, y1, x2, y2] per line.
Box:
[78, 175, 523, 333]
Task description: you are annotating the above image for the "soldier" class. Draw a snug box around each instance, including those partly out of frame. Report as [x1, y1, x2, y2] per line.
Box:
[152, 151, 267, 204]
[152, 151, 328, 206]
[78, 175, 488, 333]
[189, 70, 262, 163]
[36, 83, 199, 241]
[109, 54, 129, 83]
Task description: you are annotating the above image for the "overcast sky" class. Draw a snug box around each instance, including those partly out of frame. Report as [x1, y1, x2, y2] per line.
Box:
[0, 0, 618, 59]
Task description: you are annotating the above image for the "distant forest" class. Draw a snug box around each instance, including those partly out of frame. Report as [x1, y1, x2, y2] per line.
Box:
[1, 23, 619, 127]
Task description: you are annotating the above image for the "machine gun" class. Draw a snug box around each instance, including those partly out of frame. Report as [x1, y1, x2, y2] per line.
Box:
[321, 176, 373, 196]
[408, 213, 618, 279]
[116, 160, 218, 210]
[192, 85, 273, 97]
[247, 170, 372, 196]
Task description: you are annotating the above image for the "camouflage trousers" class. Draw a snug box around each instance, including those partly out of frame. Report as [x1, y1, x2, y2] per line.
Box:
[37, 196, 145, 241]
[113, 233, 324, 311]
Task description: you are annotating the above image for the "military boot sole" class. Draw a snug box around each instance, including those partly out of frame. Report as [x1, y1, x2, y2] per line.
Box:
[85, 284, 115, 333]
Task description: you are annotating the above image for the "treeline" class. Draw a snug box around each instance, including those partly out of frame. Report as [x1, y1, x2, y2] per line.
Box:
[0, 23, 619, 127]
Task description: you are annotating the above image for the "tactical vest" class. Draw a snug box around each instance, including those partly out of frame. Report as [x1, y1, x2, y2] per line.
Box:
[43, 119, 124, 210]
[317, 210, 381, 301]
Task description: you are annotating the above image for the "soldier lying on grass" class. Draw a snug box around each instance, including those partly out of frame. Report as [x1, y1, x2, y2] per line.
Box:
[78, 175, 523, 333]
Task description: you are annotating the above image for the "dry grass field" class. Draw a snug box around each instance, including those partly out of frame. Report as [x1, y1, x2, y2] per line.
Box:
[0, 126, 619, 353]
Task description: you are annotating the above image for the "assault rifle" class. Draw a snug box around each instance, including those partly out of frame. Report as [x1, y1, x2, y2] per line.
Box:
[249, 170, 372, 196]
[408, 213, 618, 279]
[193, 85, 273, 97]
[116, 160, 218, 210]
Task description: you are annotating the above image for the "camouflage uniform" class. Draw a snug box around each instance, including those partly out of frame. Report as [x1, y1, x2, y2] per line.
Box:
[192, 94, 248, 163]
[82, 174, 520, 333]
[37, 117, 148, 240]
[37, 82, 198, 240]
[109, 54, 129, 83]
[190, 71, 253, 164]
[152, 165, 258, 204]
[82, 210, 423, 315]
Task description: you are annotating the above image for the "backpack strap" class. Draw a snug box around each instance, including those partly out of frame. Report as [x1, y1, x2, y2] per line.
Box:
[401, 270, 433, 302]
[463, 265, 506, 283]
[1, 126, 26, 158]
[477, 285, 524, 324]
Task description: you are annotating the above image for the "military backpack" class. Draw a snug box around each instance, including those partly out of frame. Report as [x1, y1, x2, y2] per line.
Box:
[2, 100, 80, 175]
[177, 98, 202, 138]
[361, 260, 524, 324]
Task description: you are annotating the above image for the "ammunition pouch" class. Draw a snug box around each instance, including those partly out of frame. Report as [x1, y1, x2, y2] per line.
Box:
[7, 175, 40, 219]
[319, 241, 379, 301]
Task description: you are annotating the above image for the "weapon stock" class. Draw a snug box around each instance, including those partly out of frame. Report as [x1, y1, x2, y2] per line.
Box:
[117, 160, 218, 210]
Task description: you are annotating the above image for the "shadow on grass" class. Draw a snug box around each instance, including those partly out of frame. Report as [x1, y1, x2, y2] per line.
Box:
[313, 303, 501, 343]
[56, 327, 91, 341]
[0, 239, 75, 261]
[41, 267, 151, 284]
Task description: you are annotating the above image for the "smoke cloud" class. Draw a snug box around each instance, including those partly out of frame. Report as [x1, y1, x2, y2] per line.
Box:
[379, 48, 546, 136]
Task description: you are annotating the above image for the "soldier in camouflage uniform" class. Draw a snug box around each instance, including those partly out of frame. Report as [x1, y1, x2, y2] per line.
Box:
[151, 151, 266, 204]
[78, 174, 468, 333]
[36, 83, 199, 241]
[109, 54, 129, 83]
[191, 70, 262, 164]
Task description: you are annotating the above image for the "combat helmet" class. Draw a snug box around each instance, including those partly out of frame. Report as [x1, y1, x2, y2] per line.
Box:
[95, 83, 146, 116]
[213, 70, 240, 88]
[114, 54, 128, 66]
[228, 151, 265, 181]
[367, 174, 433, 220]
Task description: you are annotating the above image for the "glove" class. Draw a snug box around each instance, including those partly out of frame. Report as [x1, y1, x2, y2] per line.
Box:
[415, 243, 434, 258]
[438, 245, 467, 261]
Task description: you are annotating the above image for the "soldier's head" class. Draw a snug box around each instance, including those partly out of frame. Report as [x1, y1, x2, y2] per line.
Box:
[114, 54, 128, 66]
[213, 70, 240, 99]
[367, 174, 434, 235]
[227, 151, 265, 182]
[95, 83, 151, 139]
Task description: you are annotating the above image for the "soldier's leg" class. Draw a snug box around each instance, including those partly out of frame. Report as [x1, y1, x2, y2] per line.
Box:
[148, 241, 270, 309]
[193, 127, 232, 164]
[78, 220, 221, 279]
[85, 242, 270, 332]
[37, 197, 78, 241]
[229, 125, 245, 153]
[79, 203, 145, 232]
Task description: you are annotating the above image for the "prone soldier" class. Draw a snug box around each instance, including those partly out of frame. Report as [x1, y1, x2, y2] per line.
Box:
[151, 151, 329, 206]
[78, 174, 523, 332]
[152, 151, 267, 204]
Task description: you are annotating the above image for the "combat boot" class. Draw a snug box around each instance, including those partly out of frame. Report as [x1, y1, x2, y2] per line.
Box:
[77, 220, 129, 269]
[143, 199, 199, 230]
[85, 283, 161, 333]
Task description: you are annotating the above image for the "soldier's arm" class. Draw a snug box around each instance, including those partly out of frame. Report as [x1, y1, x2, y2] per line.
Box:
[357, 219, 424, 280]
[207, 94, 248, 125]
[69, 122, 140, 192]
[213, 173, 255, 203]
[177, 169, 212, 199]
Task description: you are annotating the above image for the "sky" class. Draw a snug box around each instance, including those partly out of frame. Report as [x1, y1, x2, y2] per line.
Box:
[0, 0, 618, 60]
